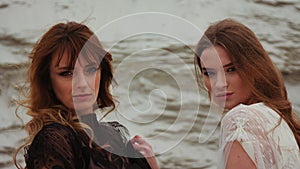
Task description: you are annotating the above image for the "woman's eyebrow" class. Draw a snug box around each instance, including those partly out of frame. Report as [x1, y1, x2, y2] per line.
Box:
[223, 62, 234, 68]
[56, 66, 73, 70]
[201, 63, 234, 71]
[201, 67, 213, 71]
[85, 63, 98, 67]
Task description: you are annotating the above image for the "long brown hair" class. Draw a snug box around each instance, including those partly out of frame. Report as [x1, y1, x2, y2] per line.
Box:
[14, 21, 116, 168]
[194, 18, 300, 148]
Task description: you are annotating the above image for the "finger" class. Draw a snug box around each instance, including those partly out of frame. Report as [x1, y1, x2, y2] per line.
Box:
[131, 143, 154, 157]
[131, 142, 145, 154]
[131, 135, 147, 145]
[132, 145, 147, 156]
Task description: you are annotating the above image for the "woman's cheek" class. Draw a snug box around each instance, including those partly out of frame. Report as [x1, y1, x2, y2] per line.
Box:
[204, 78, 212, 91]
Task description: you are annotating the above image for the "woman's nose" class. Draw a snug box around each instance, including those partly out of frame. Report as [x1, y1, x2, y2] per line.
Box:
[72, 71, 88, 89]
[215, 72, 227, 89]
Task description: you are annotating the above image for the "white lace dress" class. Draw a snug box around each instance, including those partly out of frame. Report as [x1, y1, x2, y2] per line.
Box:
[219, 103, 300, 169]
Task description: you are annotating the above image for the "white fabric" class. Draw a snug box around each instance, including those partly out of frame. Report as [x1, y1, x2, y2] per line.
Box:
[218, 103, 300, 169]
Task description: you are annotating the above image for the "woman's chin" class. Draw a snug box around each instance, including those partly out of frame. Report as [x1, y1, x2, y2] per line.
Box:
[73, 103, 95, 115]
[213, 100, 237, 112]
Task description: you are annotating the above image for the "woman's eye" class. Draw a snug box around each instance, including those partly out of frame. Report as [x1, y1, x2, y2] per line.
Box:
[227, 67, 236, 72]
[85, 66, 99, 74]
[203, 71, 215, 77]
[59, 71, 73, 77]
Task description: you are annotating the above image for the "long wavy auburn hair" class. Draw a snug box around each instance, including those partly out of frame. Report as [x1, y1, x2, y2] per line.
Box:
[194, 18, 300, 148]
[14, 21, 119, 168]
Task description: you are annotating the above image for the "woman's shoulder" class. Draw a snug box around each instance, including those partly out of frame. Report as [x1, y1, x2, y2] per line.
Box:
[26, 122, 83, 168]
[37, 122, 74, 135]
[102, 121, 127, 128]
[223, 103, 278, 121]
[100, 121, 131, 141]
[32, 122, 78, 146]
[228, 102, 266, 113]
[29, 122, 84, 152]
[221, 103, 280, 135]
[81, 113, 130, 136]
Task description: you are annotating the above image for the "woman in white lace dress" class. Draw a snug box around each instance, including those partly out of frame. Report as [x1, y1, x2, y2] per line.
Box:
[194, 19, 300, 168]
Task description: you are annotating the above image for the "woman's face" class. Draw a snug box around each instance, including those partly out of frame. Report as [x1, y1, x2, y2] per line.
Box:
[200, 46, 252, 110]
[50, 52, 101, 115]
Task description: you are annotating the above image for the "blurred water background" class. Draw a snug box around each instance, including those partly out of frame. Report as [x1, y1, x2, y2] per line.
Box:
[0, 0, 299, 168]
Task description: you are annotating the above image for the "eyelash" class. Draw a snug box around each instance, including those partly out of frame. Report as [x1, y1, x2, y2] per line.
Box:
[227, 67, 236, 72]
[86, 66, 99, 74]
[203, 67, 236, 77]
[59, 71, 73, 77]
[203, 70, 215, 77]
[58, 66, 99, 77]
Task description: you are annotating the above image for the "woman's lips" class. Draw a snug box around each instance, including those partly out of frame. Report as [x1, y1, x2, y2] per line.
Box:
[72, 94, 92, 101]
[215, 92, 233, 100]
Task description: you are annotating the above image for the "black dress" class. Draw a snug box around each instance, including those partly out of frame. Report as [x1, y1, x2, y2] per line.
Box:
[24, 113, 151, 169]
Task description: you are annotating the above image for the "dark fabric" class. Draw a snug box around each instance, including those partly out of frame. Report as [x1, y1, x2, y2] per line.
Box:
[25, 113, 151, 169]
[25, 123, 85, 169]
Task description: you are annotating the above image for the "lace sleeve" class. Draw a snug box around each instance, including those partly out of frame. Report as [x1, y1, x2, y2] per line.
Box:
[80, 114, 130, 145]
[79, 114, 151, 168]
[25, 123, 83, 169]
[105, 122, 151, 168]
[105, 121, 131, 143]
[220, 104, 280, 169]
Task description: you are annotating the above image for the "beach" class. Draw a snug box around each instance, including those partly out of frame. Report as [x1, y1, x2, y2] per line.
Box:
[0, 0, 299, 168]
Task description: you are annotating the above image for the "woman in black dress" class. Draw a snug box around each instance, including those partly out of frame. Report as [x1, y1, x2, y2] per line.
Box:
[14, 21, 159, 169]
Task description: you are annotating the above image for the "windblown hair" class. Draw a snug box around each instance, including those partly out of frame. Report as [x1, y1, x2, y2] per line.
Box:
[14, 21, 116, 168]
[194, 18, 300, 148]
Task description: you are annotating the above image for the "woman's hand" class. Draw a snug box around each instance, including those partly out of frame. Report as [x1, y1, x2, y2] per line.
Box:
[130, 135, 159, 169]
